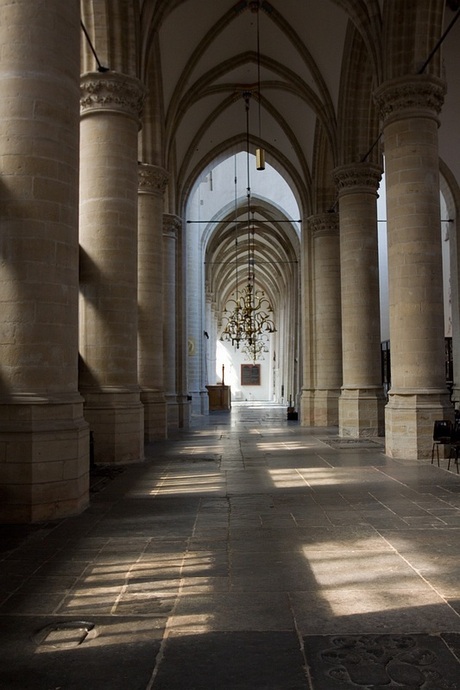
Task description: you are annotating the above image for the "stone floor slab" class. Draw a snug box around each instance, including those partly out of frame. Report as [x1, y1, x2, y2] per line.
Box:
[290, 589, 460, 635]
[303, 633, 460, 689]
[152, 631, 308, 689]
[0, 615, 164, 690]
[169, 592, 294, 632]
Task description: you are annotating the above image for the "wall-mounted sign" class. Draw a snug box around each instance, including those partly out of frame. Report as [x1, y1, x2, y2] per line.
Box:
[241, 364, 261, 386]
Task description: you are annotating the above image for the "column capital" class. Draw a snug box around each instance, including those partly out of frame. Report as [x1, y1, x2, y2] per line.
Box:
[163, 213, 181, 239]
[333, 162, 382, 197]
[138, 163, 169, 196]
[374, 74, 446, 127]
[80, 71, 145, 121]
[308, 212, 339, 239]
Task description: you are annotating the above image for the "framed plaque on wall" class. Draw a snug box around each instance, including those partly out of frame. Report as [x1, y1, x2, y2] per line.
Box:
[241, 364, 261, 386]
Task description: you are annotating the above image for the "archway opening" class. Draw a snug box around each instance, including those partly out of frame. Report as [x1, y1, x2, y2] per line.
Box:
[185, 153, 301, 413]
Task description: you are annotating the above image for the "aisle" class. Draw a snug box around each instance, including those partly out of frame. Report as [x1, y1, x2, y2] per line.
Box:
[1, 405, 460, 688]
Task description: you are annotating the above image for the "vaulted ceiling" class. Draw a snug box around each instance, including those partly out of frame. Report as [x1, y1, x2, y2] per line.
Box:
[134, 1, 460, 216]
[140, 0, 353, 213]
[82, 1, 460, 214]
[81, 1, 460, 324]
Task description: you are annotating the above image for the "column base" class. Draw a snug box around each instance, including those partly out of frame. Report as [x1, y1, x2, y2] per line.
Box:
[451, 385, 460, 409]
[300, 389, 315, 426]
[140, 388, 167, 442]
[313, 388, 340, 426]
[385, 389, 453, 459]
[0, 393, 89, 523]
[166, 394, 192, 429]
[166, 393, 179, 429]
[82, 388, 144, 464]
[200, 389, 209, 415]
[189, 390, 209, 416]
[177, 394, 191, 429]
[339, 387, 385, 437]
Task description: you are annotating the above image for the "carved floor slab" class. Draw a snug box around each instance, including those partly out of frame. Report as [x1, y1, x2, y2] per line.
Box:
[305, 633, 460, 689]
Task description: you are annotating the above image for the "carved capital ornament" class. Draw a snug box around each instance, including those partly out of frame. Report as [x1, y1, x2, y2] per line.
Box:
[138, 164, 169, 196]
[163, 213, 181, 240]
[374, 75, 446, 126]
[80, 71, 145, 121]
[334, 162, 382, 196]
[309, 212, 339, 239]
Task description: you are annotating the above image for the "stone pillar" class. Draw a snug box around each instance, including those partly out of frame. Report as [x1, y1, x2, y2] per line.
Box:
[163, 213, 181, 427]
[207, 289, 218, 387]
[334, 162, 385, 437]
[138, 164, 169, 441]
[374, 75, 451, 458]
[176, 219, 192, 428]
[300, 228, 315, 424]
[0, 0, 88, 522]
[186, 214, 205, 415]
[202, 287, 213, 411]
[291, 273, 301, 407]
[283, 275, 299, 407]
[309, 213, 342, 426]
[79, 71, 145, 464]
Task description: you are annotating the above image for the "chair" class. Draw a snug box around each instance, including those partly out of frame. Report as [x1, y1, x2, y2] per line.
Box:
[431, 420, 452, 466]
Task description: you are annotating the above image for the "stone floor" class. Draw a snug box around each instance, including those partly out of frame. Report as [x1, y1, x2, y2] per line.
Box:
[1, 403, 460, 689]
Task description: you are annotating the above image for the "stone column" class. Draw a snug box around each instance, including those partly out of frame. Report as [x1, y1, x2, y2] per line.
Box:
[186, 214, 205, 414]
[138, 164, 169, 441]
[202, 287, 213, 411]
[300, 227, 315, 424]
[283, 275, 299, 407]
[79, 71, 145, 464]
[334, 162, 385, 437]
[309, 213, 342, 426]
[207, 289, 218, 386]
[0, 0, 88, 522]
[176, 219, 191, 428]
[374, 75, 451, 458]
[291, 272, 301, 407]
[163, 213, 181, 427]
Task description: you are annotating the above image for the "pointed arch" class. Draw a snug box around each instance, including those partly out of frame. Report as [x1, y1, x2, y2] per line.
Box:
[336, 22, 381, 165]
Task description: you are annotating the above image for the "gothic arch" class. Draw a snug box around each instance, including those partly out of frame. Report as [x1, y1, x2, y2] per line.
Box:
[336, 22, 381, 165]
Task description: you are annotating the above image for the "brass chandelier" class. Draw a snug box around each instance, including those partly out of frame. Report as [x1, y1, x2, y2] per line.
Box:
[221, 279, 276, 349]
[220, 93, 276, 360]
[241, 332, 270, 361]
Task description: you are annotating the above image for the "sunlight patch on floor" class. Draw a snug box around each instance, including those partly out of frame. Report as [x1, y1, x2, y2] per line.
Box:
[256, 440, 316, 451]
[146, 473, 225, 496]
[266, 468, 309, 488]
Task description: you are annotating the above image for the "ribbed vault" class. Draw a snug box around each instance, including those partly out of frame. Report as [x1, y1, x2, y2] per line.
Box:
[204, 194, 299, 337]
